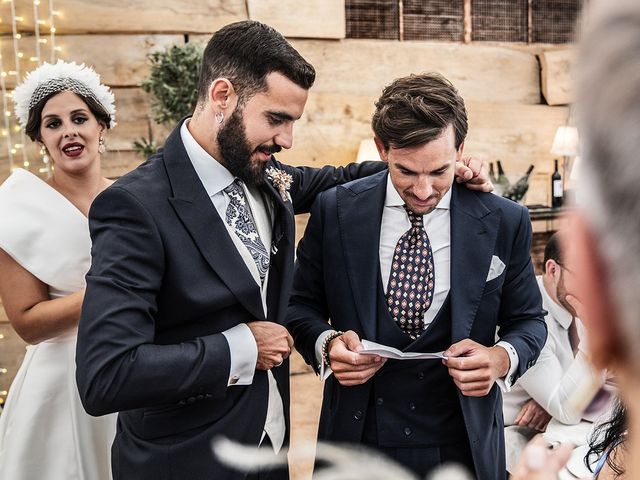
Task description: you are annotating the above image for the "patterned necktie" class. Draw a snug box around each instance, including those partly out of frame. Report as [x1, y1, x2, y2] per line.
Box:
[386, 206, 435, 340]
[224, 179, 269, 283]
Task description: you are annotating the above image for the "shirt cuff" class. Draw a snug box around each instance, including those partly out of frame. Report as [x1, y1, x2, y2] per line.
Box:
[222, 323, 258, 386]
[495, 341, 519, 392]
[315, 330, 336, 381]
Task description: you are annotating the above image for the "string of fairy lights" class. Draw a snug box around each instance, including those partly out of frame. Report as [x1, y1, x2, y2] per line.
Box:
[0, 0, 61, 408]
[0, 0, 61, 177]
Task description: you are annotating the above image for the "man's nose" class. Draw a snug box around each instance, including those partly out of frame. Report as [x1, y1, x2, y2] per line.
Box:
[275, 124, 293, 150]
[413, 178, 433, 199]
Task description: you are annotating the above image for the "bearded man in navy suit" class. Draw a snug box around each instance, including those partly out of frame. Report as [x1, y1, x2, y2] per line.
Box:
[75, 18, 494, 480]
[287, 72, 547, 480]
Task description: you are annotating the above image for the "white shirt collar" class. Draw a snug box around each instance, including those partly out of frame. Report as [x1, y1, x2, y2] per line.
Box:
[180, 119, 234, 196]
[537, 275, 574, 330]
[384, 174, 452, 210]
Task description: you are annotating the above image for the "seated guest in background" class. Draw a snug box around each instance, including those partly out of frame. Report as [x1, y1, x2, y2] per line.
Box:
[502, 233, 604, 471]
[286, 72, 546, 480]
[510, 0, 640, 478]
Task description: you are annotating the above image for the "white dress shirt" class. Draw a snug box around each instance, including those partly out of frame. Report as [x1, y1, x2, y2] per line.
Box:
[317, 177, 518, 387]
[180, 120, 285, 453]
[502, 276, 602, 425]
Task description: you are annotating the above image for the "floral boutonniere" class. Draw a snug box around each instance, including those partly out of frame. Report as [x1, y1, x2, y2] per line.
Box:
[266, 166, 293, 203]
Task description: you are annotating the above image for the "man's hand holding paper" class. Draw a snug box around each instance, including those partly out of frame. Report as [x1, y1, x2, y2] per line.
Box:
[328, 331, 387, 386]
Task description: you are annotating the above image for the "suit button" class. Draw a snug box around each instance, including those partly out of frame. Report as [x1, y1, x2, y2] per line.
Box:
[417, 372, 425, 380]
[205, 394, 213, 399]
[196, 394, 204, 401]
[178, 400, 187, 406]
[409, 402, 416, 411]
[376, 397, 384, 406]
[187, 396, 196, 404]
[404, 427, 412, 436]
[353, 410, 363, 421]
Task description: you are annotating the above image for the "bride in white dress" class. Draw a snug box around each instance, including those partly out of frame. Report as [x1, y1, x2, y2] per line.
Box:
[0, 61, 118, 479]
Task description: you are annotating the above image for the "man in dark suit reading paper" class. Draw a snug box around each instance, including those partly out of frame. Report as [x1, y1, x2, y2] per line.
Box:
[286, 72, 547, 480]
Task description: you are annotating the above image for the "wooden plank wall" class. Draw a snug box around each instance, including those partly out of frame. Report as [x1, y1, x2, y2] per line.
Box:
[0, 1, 574, 193]
[0, 0, 575, 395]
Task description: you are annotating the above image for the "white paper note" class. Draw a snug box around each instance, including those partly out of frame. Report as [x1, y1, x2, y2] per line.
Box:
[359, 339, 447, 360]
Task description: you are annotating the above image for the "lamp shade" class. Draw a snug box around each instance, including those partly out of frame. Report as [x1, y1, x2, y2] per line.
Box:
[551, 126, 580, 157]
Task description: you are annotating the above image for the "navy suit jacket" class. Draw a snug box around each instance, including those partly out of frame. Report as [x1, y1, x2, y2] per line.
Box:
[75, 120, 385, 480]
[286, 171, 547, 480]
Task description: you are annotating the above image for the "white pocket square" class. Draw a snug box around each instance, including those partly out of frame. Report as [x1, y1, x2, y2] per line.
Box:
[486, 255, 505, 282]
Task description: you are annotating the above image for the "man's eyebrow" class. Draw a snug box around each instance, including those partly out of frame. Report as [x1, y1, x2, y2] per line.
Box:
[266, 110, 297, 121]
[396, 160, 452, 174]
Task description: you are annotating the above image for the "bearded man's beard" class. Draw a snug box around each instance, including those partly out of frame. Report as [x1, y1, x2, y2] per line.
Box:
[217, 108, 281, 187]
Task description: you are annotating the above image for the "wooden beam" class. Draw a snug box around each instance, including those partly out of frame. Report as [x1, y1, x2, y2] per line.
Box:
[0, 35, 184, 88]
[539, 48, 575, 106]
[190, 36, 542, 105]
[247, 0, 345, 39]
[464, 0, 472, 44]
[108, 88, 172, 151]
[292, 39, 541, 104]
[528, 0, 533, 44]
[0, 0, 247, 35]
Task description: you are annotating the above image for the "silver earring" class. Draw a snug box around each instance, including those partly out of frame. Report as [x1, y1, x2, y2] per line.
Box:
[98, 137, 106, 154]
[40, 145, 49, 164]
[215, 112, 224, 124]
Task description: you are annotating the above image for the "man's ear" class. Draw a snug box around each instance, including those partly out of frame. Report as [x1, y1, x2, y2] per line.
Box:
[544, 259, 559, 281]
[563, 213, 625, 369]
[208, 78, 235, 111]
[373, 137, 388, 163]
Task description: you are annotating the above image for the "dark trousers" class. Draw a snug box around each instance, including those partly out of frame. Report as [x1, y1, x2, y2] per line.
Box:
[364, 438, 476, 479]
[245, 436, 289, 480]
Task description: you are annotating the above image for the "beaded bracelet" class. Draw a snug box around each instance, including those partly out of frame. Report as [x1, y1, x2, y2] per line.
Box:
[321, 330, 345, 368]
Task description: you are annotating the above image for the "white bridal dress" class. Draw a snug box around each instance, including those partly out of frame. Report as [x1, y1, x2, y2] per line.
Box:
[0, 168, 116, 479]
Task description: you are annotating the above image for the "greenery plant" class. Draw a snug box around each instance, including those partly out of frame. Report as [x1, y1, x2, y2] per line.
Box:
[133, 42, 203, 157]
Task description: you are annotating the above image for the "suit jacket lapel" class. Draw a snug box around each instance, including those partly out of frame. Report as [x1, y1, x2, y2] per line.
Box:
[163, 122, 265, 320]
[258, 173, 296, 325]
[337, 171, 387, 340]
[450, 184, 501, 341]
[261, 169, 294, 252]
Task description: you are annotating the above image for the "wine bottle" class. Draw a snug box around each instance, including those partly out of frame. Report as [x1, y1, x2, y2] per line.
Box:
[495, 160, 510, 196]
[551, 158, 563, 208]
[503, 165, 534, 203]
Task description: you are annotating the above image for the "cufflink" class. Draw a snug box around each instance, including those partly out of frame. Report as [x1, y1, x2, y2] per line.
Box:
[230, 374, 239, 385]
